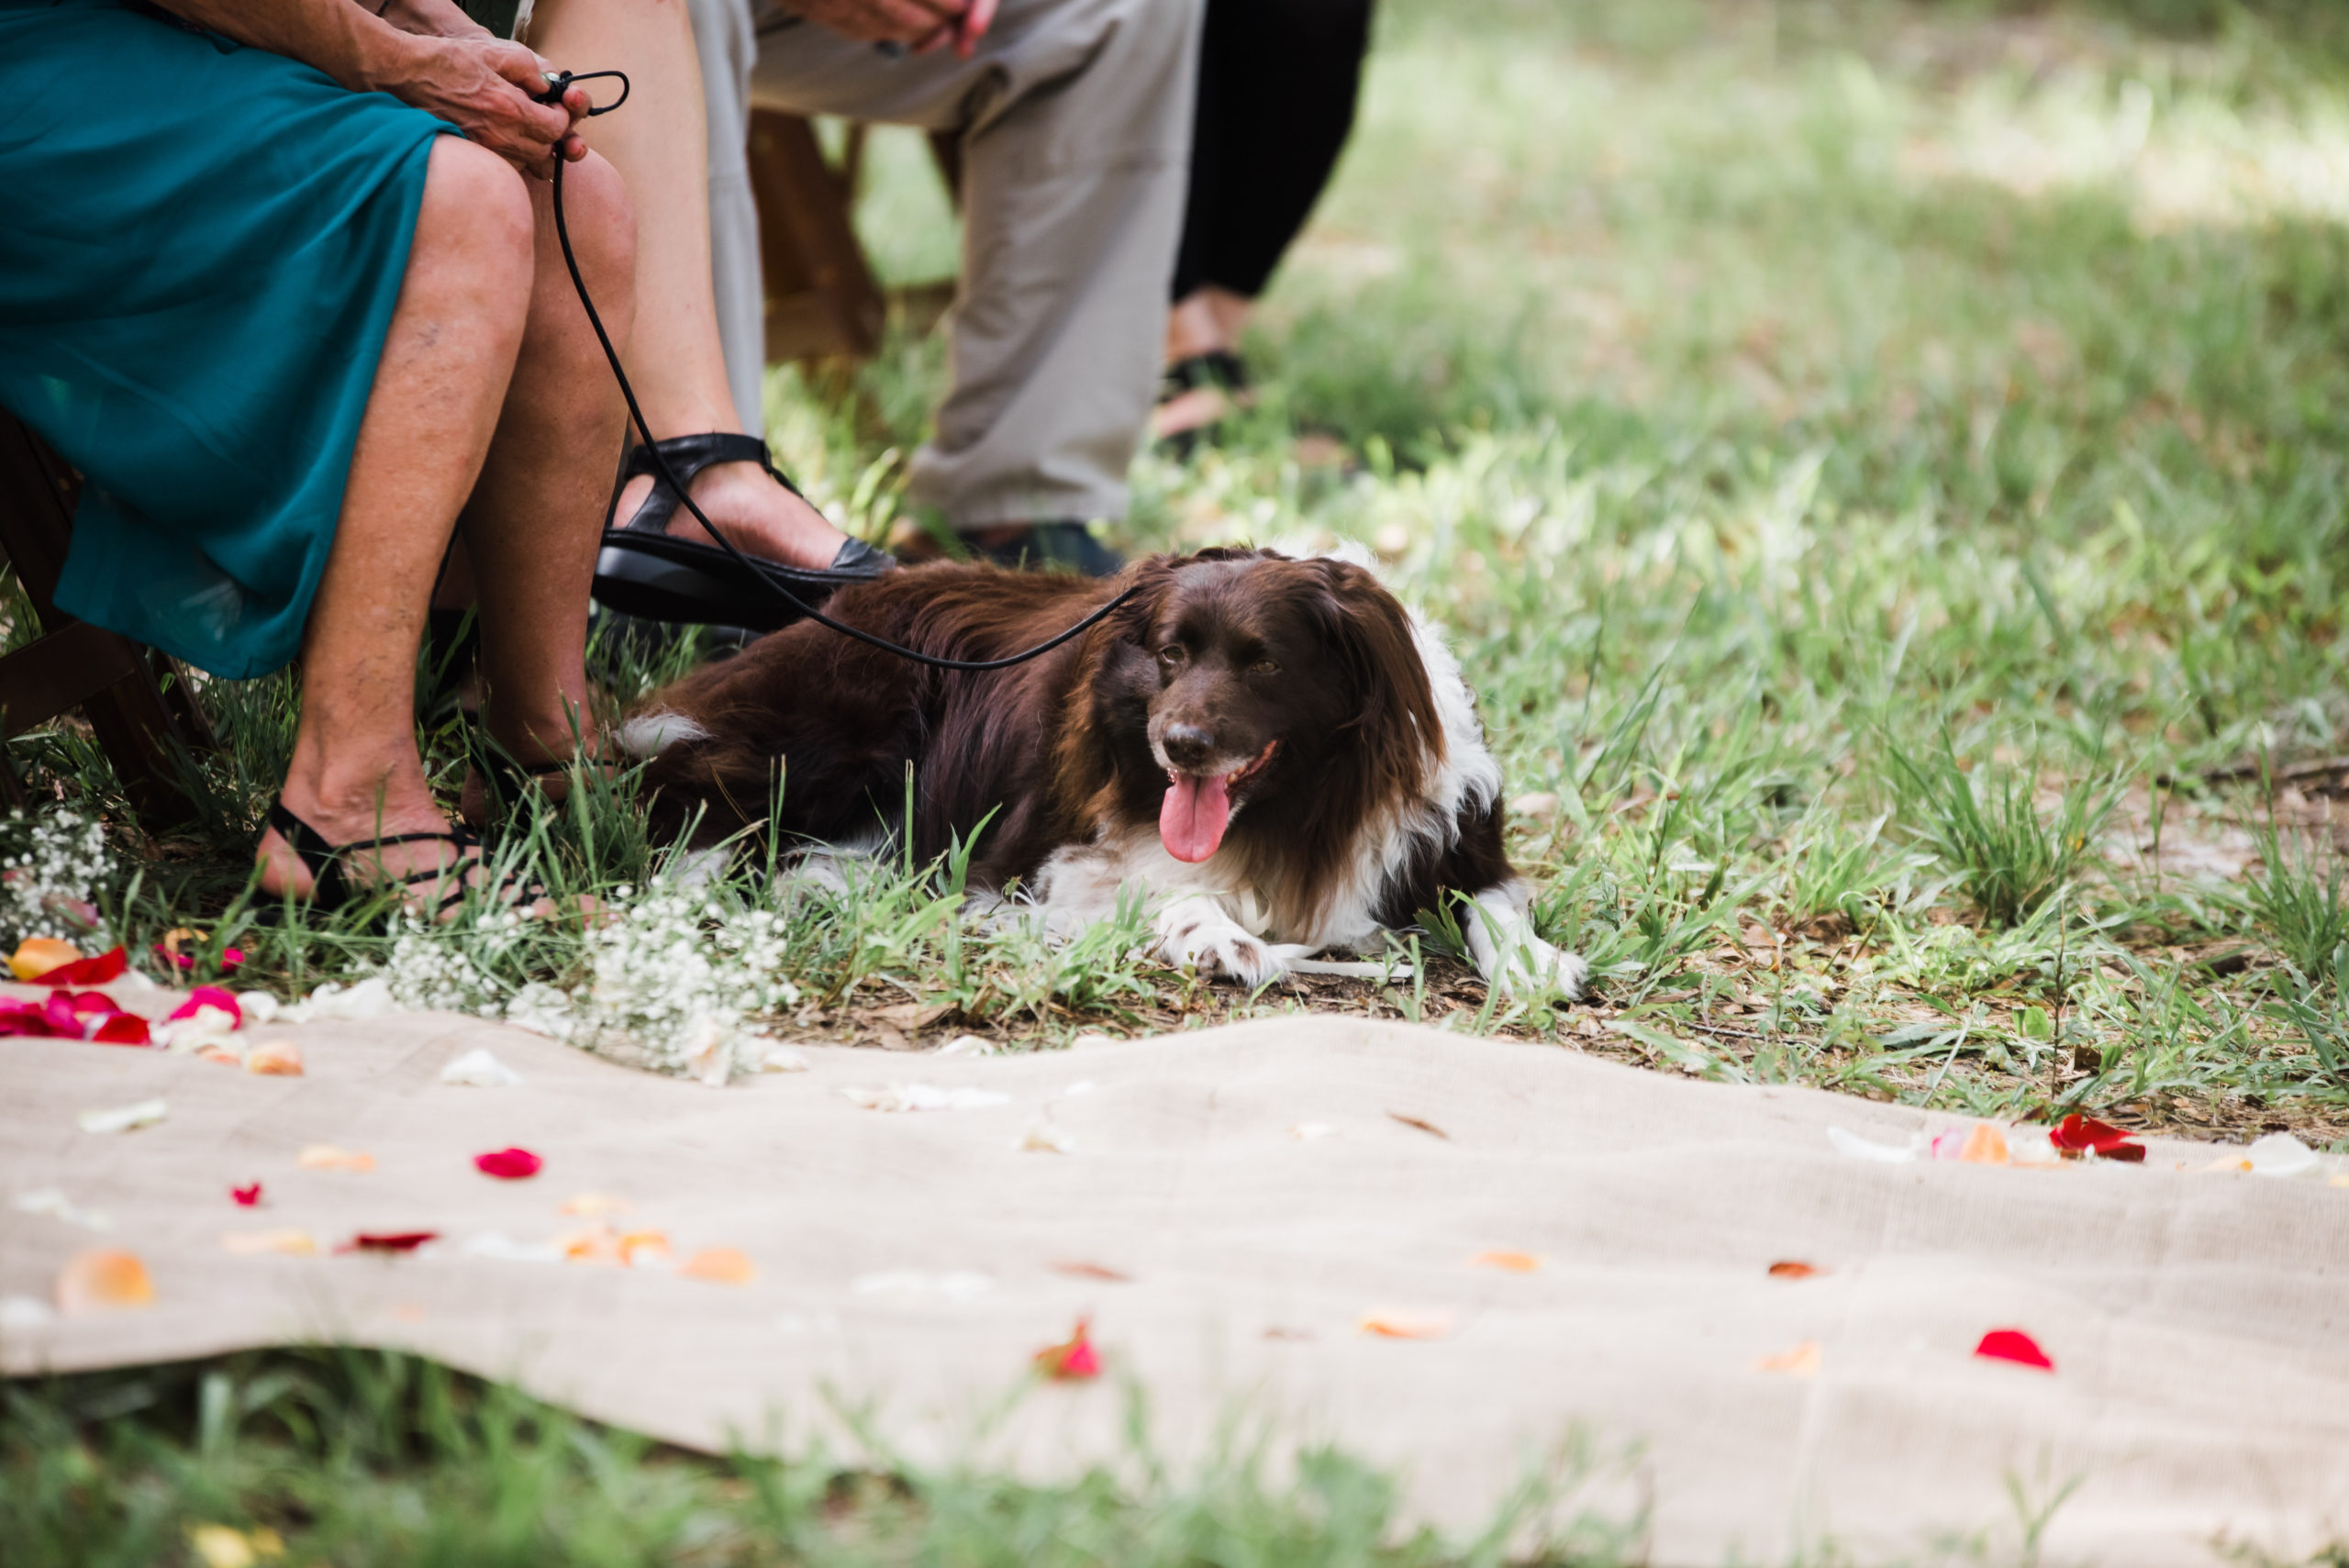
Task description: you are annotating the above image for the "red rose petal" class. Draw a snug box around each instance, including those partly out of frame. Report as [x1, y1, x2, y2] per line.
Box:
[63, 990, 122, 1017]
[1974, 1328, 2054, 1371]
[166, 985, 242, 1027]
[1034, 1318, 1101, 1381]
[231, 1183, 263, 1207]
[34, 946, 127, 987]
[473, 1147, 543, 1180]
[2050, 1114, 2143, 1162]
[90, 1014, 150, 1046]
[342, 1231, 438, 1253]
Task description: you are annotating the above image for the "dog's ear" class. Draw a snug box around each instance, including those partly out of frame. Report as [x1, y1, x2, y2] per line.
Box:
[1304, 557, 1442, 785]
[1103, 554, 1182, 646]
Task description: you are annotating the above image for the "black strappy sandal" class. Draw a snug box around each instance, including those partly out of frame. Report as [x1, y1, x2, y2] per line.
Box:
[262, 799, 544, 919]
[590, 433, 894, 634]
[1154, 350, 1251, 458]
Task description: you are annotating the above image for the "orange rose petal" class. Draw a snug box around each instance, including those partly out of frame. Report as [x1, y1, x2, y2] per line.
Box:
[1753, 1340, 1822, 1376]
[1469, 1250, 1542, 1273]
[221, 1229, 317, 1257]
[1959, 1124, 2009, 1165]
[1358, 1307, 1455, 1340]
[10, 937, 83, 981]
[56, 1248, 154, 1312]
[618, 1229, 672, 1266]
[559, 1193, 632, 1218]
[679, 1247, 756, 1285]
[297, 1144, 374, 1173]
[244, 1041, 304, 1076]
[1767, 1260, 1822, 1279]
[196, 1046, 242, 1067]
[562, 1223, 625, 1265]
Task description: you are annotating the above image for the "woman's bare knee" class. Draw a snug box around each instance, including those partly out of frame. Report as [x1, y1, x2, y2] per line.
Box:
[530, 150, 636, 336]
[409, 137, 537, 324]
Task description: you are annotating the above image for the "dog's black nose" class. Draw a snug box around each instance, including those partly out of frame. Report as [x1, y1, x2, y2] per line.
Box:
[1162, 722, 1215, 769]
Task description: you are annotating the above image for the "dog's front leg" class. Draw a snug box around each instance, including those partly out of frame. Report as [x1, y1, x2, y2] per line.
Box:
[1153, 895, 1290, 988]
[1464, 884, 1588, 1000]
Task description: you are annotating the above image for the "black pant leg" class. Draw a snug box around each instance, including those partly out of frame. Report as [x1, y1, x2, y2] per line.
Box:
[1172, 0, 1376, 303]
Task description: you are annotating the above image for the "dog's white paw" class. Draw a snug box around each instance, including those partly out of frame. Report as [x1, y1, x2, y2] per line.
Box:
[1495, 932, 1588, 1000]
[1464, 893, 1586, 1001]
[1155, 897, 1289, 988]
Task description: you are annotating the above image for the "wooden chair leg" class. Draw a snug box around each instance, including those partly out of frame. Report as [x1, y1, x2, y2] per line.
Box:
[0, 412, 215, 828]
[749, 109, 887, 365]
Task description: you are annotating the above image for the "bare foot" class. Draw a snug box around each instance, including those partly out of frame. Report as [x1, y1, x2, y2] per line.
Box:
[614, 458, 850, 570]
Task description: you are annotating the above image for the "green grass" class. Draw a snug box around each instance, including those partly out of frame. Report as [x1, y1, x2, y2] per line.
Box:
[1, 1350, 1638, 1568]
[15, 0, 2349, 1541]
[19, 0, 2349, 1134]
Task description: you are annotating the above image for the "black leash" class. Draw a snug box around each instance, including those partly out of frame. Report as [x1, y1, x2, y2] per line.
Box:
[538, 71, 1140, 673]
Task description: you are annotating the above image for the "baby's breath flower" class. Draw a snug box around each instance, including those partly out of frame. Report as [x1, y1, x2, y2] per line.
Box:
[0, 809, 113, 947]
[357, 884, 799, 1084]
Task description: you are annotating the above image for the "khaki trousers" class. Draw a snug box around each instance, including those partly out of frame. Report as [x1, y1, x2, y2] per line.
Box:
[688, 0, 1202, 530]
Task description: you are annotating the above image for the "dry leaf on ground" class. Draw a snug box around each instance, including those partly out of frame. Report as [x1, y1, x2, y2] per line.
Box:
[1359, 1307, 1456, 1340]
[1469, 1250, 1542, 1273]
[1753, 1340, 1822, 1376]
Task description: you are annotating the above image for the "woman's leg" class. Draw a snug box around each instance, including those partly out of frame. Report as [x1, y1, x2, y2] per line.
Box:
[529, 0, 851, 570]
[256, 136, 629, 906]
[256, 136, 537, 901]
[462, 151, 636, 771]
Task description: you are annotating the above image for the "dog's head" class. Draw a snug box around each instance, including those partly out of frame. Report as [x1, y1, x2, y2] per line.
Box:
[1085, 550, 1441, 863]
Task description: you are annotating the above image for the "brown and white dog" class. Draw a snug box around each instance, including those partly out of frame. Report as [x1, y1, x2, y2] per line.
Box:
[621, 548, 1584, 995]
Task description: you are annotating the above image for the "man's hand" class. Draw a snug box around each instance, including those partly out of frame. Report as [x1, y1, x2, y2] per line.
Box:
[370, 33, 591, 175]
[788, 0, 990, 54]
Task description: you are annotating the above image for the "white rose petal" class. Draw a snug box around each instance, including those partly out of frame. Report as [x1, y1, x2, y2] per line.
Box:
[439, 1047, 525, 1088]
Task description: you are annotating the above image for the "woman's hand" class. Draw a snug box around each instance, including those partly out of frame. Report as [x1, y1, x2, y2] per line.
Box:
[369, 33, 590, 175]
[376, 0, 490, 41]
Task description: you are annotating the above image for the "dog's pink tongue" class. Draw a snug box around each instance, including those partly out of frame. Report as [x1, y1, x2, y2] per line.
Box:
[1160, 773, 1231, 862]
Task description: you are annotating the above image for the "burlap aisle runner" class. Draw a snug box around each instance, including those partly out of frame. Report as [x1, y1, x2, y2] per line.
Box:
[4, 990, 2346, 1564]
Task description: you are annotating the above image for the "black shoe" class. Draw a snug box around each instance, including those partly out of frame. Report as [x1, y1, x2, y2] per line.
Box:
[591, 432, 894, 634]
[969, 520, 1126, 577]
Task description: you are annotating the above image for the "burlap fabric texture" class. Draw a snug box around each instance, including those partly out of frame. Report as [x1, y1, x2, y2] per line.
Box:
[6, 995, 2347, 1565]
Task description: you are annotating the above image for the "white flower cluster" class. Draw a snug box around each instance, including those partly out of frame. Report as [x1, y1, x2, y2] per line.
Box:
[0, 808, 112, 947]
[367, 885, 800, 1084]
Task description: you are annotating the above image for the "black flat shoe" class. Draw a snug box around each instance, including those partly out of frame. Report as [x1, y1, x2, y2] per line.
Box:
[591, 432, 893, 634]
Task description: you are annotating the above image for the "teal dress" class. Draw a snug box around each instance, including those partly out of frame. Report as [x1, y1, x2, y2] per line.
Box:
[0, 0, 452, 678]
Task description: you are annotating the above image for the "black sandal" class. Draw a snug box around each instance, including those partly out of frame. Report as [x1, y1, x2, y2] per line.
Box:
[590, 433, 894, 635]
[262, 799, 544, 918]
[1155, 350, 1250, 457]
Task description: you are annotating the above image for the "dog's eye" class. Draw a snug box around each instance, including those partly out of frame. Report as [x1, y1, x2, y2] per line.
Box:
[1250, 660, 1280, 676]
[1157, 644, 1185, 665]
